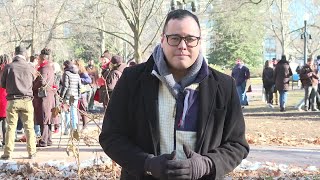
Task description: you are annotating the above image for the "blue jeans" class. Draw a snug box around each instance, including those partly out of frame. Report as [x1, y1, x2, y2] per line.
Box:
[279, 90, 288, 108]
[304, 85, 318, 109]
[236, 81, 248, 106]
[34, 125, 41, 137]
[87, 86, 96, 110]
[64, 99, 79, 132]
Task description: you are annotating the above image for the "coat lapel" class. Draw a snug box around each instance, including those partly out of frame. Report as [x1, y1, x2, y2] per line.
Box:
[196, 72, 218, 152]
[142, 58, 160, 155]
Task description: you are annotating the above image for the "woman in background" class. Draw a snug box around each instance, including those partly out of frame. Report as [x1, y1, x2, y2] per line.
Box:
[262, 60, 275, 108]
[0, 54, 11, 146]
[75, 59, 92, 129]
[60, 60, 81, 135]
[33, 48, 55, 147]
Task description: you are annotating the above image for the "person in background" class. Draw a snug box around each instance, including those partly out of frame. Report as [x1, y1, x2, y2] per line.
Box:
[231, 58, 250, 107]
[99, 51, 112, 108]
[52, 61, 62, 133]
[75, 59, 92, 129]
[274, 55, 293, 112]
[86, 58, 99, 112]
[32, 48, 55, 147]
[299, 57, 319, 111]
[60, 60, 81, 135]
[1, 46, 36, 159]
[104, 55, 127, 107]
[99, 9, 249, 179]
[272, 58, 279, 105]
[0, 54, 11, 147]
[127, 58, 137, 67]
[262, 60, 275, 108]
[316, 56, 320, 109]
[29, 54, 39, 69]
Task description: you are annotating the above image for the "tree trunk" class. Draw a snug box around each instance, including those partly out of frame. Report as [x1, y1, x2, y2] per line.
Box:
[99, 17, 106, 55]
[134, 31, 142, 63]
[31, 0, 37, 55]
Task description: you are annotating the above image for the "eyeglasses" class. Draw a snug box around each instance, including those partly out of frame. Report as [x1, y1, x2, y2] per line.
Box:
[164, 34, 201, 47]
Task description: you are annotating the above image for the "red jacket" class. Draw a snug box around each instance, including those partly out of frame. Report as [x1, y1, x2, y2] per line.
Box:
[0, 88, 7, 117]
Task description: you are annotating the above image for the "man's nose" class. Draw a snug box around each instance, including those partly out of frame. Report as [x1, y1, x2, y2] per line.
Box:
[178, 39, 187, 50]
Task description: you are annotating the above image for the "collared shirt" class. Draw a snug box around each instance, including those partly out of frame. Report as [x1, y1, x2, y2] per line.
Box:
[1, 55, 36, 100]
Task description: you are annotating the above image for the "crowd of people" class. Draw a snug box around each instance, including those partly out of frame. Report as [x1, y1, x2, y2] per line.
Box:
[230, 54, 320, 113]
[262, 55, 320, 112]
[0, 46, 133, 159]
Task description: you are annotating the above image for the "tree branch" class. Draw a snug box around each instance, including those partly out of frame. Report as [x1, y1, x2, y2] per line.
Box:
[139, 0, 163, 37]
[44, 0, 68, 46]
[76, 23, 134, 48]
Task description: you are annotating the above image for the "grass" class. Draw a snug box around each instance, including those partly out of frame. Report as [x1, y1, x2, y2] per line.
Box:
[250, 77, 262, 85]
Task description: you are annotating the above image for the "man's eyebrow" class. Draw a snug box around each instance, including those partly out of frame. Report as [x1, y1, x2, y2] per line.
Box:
[166, 33, 200, 37]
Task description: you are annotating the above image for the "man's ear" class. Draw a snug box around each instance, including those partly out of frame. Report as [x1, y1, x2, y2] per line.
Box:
[160, 34, 165, 47]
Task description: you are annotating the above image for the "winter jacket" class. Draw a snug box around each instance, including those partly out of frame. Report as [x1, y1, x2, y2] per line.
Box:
[106, 63, 127, 91]
[262, 67, 274, 88]
[299, 64, 318, 87]
[33, 61, 55, 125]
[1, 55, 36, 100]
[274, 60, 292, 91]
[60, 66, 81, 100]
[99, 55, 249, 180]
[231, 65, 250, 86]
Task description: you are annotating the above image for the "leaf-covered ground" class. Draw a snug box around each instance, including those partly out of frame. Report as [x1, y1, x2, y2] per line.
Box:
[1, 89, 319, 179]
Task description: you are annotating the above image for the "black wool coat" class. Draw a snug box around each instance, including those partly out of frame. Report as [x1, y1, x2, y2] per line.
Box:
[99, 56, 249, 180]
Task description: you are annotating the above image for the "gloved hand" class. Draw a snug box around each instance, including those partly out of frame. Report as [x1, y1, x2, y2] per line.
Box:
[166, 144, 213, 180]
[144, 151, 176, 179]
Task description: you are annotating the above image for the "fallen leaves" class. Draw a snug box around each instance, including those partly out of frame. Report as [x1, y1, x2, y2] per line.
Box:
[314, 137, 320, 145]
[246, 133, 320, 146]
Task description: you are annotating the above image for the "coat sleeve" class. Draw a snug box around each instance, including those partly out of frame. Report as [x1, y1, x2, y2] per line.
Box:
[99, 68, 149, 176]
[299, 67, 308, 80]
[0, 66, 8, 88]
[204, 78, 249, 179]
[60, 73, 69, 99]
[245, 67, 250, 80]
[81, 73, 92, 85]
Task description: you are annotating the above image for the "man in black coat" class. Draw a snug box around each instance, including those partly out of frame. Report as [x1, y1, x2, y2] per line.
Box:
[99, 9, 249, 180]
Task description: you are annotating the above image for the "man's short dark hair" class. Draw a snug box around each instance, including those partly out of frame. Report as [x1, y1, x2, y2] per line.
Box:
[15, 46, 26, 55]
[162, 9, 201, 34]
[41, 48, 51, 55]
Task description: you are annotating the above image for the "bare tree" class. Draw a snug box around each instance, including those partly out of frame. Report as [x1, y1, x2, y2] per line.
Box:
[77, 0, 166, 63]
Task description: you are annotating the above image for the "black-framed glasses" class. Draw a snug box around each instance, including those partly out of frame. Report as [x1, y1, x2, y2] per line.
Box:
[164, 34, 201, 47]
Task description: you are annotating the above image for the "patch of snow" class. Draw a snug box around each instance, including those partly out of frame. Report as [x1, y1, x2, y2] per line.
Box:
[305, 166, 318, 172]
[236, 159, 319, 174]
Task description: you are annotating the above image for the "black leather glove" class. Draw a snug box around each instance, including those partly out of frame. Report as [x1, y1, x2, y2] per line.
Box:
[144, 151, 176, 179]
[166, 144, 213, 180]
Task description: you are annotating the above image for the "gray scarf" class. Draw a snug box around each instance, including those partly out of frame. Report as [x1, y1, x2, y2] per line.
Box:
[152, 44, 204, 98]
